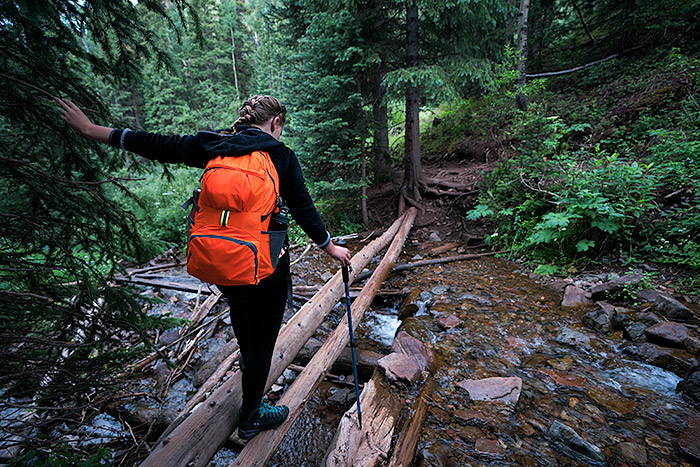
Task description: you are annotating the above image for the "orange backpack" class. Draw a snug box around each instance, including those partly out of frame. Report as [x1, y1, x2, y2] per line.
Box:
[184, 151, 288, 286]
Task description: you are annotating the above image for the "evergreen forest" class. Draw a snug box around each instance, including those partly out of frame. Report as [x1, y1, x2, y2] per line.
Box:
[1, 0, 699, 463]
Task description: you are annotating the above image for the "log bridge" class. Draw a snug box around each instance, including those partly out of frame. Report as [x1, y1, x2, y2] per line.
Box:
[137, 207, 433, 466]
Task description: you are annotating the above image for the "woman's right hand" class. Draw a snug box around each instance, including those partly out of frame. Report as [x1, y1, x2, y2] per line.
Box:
[56, 99, 112, 143]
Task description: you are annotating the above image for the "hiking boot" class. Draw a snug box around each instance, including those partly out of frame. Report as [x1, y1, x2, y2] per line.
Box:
[238, 401, 289, 440]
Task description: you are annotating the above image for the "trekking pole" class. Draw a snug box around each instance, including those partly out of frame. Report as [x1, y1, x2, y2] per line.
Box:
[337, 239, 362, 429]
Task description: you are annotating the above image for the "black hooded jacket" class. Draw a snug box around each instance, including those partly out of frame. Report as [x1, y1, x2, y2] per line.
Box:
[108, 126, 330, 247]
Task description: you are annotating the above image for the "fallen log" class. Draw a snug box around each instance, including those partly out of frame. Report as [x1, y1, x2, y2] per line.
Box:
[387, 380, 434, 467]
[139, 210, 411, 467]
[352, 250, 503, 283]
[324, 371, 403, 467]
[293, 337, 383, 379]
[114, 276, 215, 295]
[230, 207, 417, 467]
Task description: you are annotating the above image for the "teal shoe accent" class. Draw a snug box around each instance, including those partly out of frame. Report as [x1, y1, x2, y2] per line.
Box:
[238, 400, 289, 440]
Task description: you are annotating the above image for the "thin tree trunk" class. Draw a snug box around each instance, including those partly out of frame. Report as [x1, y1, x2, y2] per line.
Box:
[516, 0, 531, 110]
[403, 0, 422, 203]
[574, 3, 596, 43]
[361, 137, 369, 225]
[372, 62, 390, 182]
[230, 25, 240, 100]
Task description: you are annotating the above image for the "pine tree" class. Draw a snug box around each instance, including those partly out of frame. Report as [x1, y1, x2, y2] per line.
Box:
[0, 0, 197, 456]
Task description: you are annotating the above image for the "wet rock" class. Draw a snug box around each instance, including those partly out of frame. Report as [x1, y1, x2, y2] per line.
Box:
[474, 438, 506, 459]
[653, 293, 694, 321]
[453, 409, 487, 427]
[587, 387, 637, 416]
[397, 316, 437, 345]
[392, 331, 435, 372]
[556, 327, 591, 348]
[546, 420, 607, 467]
[437, 314, 461, 330]
[684, 336, 700, 356]
[590, 273, 643, 299]
[645, 321, 691, 349]
[583, 301, 616, 333]
[637, 311, 663, 326]
[458, 293, 493, 306]
[623, 342, 698, 378]
[398, 289, 422, 320]
[456, 377, 522, 405]
[616, 441, 647, 465]
[78, 413, 128, 446]
[678, 417, 700, 462]
[326, 387, 352, 408]
[561, 285, 592, 308]
[320, 271, 334, 282]
[193, 339, 238, 388]
[623, 322, 647, 342]
[378, 352, 421, 384]
[677, 370, 700, 405]
[539, 368, 587, 389]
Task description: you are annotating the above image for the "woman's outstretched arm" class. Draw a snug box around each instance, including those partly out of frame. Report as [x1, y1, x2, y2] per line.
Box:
[56, 98, 112, 144]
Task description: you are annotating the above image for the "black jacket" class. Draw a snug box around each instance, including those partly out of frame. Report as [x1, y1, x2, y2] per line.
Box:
[108, 126, 330, 247]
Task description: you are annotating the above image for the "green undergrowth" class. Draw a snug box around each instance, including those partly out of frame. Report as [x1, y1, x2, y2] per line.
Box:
[426, 48, 699, 285]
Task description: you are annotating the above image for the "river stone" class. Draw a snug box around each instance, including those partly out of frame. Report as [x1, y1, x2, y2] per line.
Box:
[637, 311, 663, 326]
[193, 339, 238, 388]
[623, 342, 699, 378]
[623, 322, 647, 342]
[561, 285, 592, 308]
[684, 336, 700, 356]
[556, 327, 591, 348]
[654, 293, 695, 321]
[583, 302, 616, 334]
[590, 273, 643, 299]
[677, 370, 700, 405]
[678, 417, 700, 462]
[636, 288, 662, 303]
[437, 314, 461, 330]
[474, 438, 506, 459]
[398, 289, 422, 320]
[587, 387, 637, 416]
[392, 331, 435, 372]
[616, 441, 647, 465]
[539, 368, 587, 389]
[546, 420, 607, 467]
[378, 352, 421, 384]
[645, 321, 691, 348]
[456, 377, 522, 404]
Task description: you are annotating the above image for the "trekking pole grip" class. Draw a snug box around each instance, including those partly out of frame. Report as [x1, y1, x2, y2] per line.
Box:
[336, 239, 350, 283]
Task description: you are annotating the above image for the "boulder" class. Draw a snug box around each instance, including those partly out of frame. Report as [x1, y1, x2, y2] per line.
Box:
[677, 370, 700, 405]
[624, 342, 698, 378]
[583, 302, 616, 334]
[546, 421, 607, 467]
[678, 417, 700, 462]
[654, 294, 695, 321]
[456, 377, 522, 405]
[590, 273, 643, 299]
[645, 321, 691, 349]
[561, 285, 592, 308]
[378, 352, 421, 384]
[684, 336, 700, 356]
[391, 331, 435, 372]
[398, 289, 422, 320]
[556, 327, 591, 348]
[623, 322, 647, 342]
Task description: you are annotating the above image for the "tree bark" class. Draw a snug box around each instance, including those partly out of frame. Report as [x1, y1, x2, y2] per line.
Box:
[387, 379, 434, 467]
[516, 0, 531, 111]
[403, 0, 423, 203]
[138, 212, 411, 467]
[371, 61, 391, 182]
[324, 371, 403, 466]
[230, 208, 417, 467]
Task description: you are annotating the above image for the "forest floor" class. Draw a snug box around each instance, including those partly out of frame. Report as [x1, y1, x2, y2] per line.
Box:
[366, 154, 699, 305]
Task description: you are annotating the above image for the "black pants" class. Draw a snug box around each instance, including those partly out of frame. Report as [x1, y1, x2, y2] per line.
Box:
[218, 252, 290, 415]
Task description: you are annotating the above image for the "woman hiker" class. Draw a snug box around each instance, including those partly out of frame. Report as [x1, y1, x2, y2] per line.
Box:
[56, 95, 352, 440]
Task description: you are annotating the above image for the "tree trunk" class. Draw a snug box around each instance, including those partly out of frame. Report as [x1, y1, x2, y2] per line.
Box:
[372, 62, 391, 182]
[230, 25, 240, 100]
[516, 0, 531, 111]
[403, 0, 422, 204]
[387, 380, 434, 467]
[324, 371, 403, 466]
[138, 213, 411, 467]
[229, 208, 418, 467]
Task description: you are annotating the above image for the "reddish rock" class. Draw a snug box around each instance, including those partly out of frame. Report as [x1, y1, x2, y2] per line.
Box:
[587, 387, 637, 416]
[590, 273, 643, 299]
[539, 368, 587, 389]
[391, 331, 435, 372]
[561, 285, 592, 308]
[453, 409, 488, 426]
[645, 321, 691, 348]
[654, 294, 694, 321]
[437, 314, 461, 330]
[678, 417, 700, 462]
[475, 438, 506, 459]
[457, 377, 522, 404]
[378, 352, 421, 384]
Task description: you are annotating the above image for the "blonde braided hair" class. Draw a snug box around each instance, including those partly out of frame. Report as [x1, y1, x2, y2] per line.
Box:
[230, 95, 286, 134]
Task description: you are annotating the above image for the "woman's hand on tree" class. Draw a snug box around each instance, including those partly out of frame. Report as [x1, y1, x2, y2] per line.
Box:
[56, 98, 112, 143]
